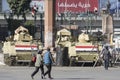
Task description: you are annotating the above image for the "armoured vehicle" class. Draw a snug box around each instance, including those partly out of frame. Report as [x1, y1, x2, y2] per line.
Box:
[68, 33, 101, 66]
[56, 29, 102, 66]
[2, 26, 42, 66]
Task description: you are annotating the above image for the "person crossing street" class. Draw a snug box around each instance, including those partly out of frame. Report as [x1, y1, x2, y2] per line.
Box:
[43, 47, 55, 79]
[31, 49, 45, 79]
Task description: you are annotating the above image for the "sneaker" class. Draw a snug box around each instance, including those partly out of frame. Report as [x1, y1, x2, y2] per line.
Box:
[31, 75, 34, 79]
[41, 74, 46, 79]
[49, 77, 53, 79]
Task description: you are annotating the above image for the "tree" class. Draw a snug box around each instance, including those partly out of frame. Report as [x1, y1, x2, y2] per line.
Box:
[24, 21, 34, 37]
[7, 0, 32, 22]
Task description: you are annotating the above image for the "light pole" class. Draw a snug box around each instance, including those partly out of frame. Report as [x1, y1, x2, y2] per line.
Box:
[40, 11, 44, 43]
[31, 4, 44, 43]
[31, 4, 38, 38]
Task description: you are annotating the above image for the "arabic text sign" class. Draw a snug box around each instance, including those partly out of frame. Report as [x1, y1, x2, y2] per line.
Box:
[56, 0, 98, 13]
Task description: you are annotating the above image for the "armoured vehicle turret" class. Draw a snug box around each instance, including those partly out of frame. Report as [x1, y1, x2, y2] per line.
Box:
[2, 26, 42, 66]
[56, 28, 71, 47]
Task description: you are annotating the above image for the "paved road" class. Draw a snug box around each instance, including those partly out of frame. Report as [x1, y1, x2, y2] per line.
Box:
[0, 65, 120, 80]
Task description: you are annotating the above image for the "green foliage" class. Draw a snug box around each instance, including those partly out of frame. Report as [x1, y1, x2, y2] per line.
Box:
[12, 20, 23, 29]
[7, 0, 31, 20]
[24, 21, 34, 26]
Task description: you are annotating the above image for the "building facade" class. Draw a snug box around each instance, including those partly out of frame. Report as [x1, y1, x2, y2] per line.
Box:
[0, 0, 120, 41]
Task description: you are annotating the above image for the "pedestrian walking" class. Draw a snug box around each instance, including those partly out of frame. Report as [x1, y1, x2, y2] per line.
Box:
[31, 49, 45, 79]
[43, 47, 54, 79]
[111, 48, 118, 67]
[100, 46, 111, 70]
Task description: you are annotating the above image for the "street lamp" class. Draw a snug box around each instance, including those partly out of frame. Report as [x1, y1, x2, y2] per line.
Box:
[4, 10, 13, 36]
[40, 13, 44, 43]
[31, 4, 38, 38]
[31, 4, 44, 44]
[39, 7, 44, 43]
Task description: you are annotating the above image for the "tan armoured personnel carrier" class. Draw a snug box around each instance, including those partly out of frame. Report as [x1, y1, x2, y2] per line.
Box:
[2, 26, 42, 66]
[68, 33, 101, 66]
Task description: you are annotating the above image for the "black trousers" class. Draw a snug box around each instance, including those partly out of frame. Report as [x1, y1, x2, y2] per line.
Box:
[44, 64, 52, 78]
[31, 64, 44, 77]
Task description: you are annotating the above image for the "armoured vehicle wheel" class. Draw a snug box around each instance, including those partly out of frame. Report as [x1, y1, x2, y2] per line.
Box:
[69, 57, 76, 66]
[4, 55, 16, 66]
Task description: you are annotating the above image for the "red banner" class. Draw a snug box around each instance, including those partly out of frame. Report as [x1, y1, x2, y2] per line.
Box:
[56, 0, 98, 13]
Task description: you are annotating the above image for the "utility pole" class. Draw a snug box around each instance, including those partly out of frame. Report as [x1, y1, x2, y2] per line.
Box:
[44, 0, 56, 47]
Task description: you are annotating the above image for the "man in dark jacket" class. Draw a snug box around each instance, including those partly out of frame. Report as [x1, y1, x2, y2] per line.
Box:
[101, 46, 111, 70]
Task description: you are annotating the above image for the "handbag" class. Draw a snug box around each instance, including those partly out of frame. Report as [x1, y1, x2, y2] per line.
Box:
[32, 56, 36, 62]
